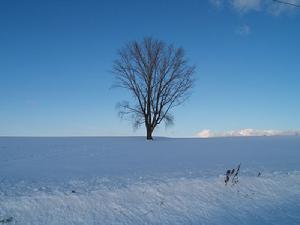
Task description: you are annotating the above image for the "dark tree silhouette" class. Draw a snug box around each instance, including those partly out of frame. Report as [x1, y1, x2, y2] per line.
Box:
[113, 38, 195, 140]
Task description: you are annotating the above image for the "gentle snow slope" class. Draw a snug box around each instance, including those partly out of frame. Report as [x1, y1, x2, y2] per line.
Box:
[0, 136, 299, 225]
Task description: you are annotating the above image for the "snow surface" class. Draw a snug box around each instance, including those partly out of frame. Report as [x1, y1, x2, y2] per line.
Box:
[0, 136, 300, 224]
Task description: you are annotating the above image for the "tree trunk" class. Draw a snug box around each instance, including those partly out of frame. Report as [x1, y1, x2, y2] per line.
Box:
[146, 126, 153, 140]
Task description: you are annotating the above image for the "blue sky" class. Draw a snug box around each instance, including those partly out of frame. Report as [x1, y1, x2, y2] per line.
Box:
[0, 0, 299, 137]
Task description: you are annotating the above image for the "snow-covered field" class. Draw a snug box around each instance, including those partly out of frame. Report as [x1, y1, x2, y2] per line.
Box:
[0, 136, 300, 224]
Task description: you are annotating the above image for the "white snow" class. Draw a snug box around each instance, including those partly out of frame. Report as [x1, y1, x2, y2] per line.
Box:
[0, 136, 300, 224]
[197, 128, 300, 138]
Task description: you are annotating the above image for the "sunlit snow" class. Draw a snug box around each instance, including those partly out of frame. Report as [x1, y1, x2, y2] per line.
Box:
[1, 136, 299, 224]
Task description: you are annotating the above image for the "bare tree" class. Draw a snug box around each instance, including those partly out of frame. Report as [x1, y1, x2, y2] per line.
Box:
[113, 38, 195, 140]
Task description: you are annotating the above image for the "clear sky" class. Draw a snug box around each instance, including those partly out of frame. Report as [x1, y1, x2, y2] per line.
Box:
[0, 0, 299, 137]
